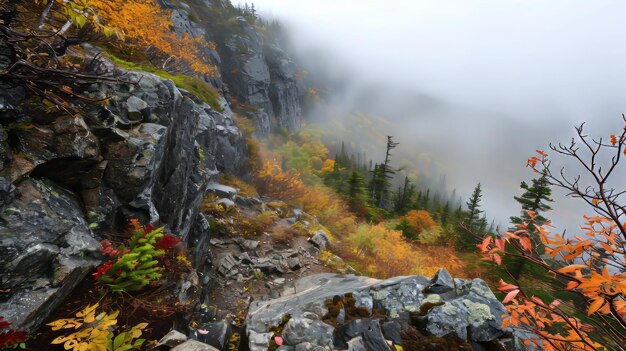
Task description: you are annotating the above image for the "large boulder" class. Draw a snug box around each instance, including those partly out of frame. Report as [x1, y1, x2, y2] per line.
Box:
[247, 271, 519, 350]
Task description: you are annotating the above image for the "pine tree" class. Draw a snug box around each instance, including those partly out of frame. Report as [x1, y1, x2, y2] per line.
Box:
[441, 201, 450, 225]
[394, 176, 415, 214]
[347, 171, 367, 211]
[458, 183, 487, 249]
[466, 183, 487, 231]
[506, 172, 553, 278]
[509, 172, 553, 232]
[371, 136, 399, 208]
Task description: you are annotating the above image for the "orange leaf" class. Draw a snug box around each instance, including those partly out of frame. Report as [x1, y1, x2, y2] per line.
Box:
[588, 298, 605, 315]
[502, 289, 520, 304]
[610, 134, 617, 145]
[557, 265, 586, 274]
[598, 242, 614, 255]
[520, 237, 532, 252]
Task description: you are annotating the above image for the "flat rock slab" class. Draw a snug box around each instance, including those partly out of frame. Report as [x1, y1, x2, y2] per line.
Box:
[171, 340, 219, 351]
[247, 273, 413, 334]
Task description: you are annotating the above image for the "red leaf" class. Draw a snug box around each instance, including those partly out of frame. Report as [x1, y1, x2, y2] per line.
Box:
[155, 233, 181, 250]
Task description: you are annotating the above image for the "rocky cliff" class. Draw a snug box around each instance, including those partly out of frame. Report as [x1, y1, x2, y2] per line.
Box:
[0, 59, 245, 331]
[170, 0, 306, 136]
[0, 0, 307, 332]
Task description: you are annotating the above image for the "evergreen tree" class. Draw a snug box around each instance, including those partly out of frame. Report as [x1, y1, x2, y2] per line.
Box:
[441, 201, 450, 225]
[422, 189, 431, 211]
[347, 171, 367, 211]
[458, 183, 488, 249]
[466, 183, 487, 231]
[506, 172, 553, 278]
[509, 172, 553, 232]
[370, 136, 399, 208]
[394, 176, 415, 214]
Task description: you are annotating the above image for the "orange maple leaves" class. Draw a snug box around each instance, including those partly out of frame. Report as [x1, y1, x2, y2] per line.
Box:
[478, 140, 626, 350]
[526, 150, 547, 173]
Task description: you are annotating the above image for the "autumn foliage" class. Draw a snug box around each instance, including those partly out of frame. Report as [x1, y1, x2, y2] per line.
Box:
[478, 122, 626, 351]
[398, 210, 437, 240]
[344, 224, 419, 277]
[88, 0, 217, 76]
[32, 0, 217, 76]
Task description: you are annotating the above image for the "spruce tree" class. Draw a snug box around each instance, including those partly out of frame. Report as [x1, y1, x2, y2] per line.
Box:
[373, 136, 399, 208]
[506, 172, 553, 278]
[394, 176, 415, 214]
[458, 183, 487, 249]
[347, 171, 367, 210]
[509, 172, 553, 231]
[441, 201, 450, 225]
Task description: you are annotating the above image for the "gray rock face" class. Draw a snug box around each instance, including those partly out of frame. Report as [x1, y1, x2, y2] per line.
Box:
[282, 318, 334, 347]
[0, 64, 248, 331]
[425, 267, 455, 293]
[265, 44, 304, 132]
[0, 179, 100, 331]
[85, 70, 248, 238]
[219, 17, 304, 136]
[309, 230, 331, 250]
[247, 271, 517, 350]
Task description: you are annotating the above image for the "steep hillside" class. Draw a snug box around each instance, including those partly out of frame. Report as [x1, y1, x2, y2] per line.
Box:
[0, 1, 526, 351]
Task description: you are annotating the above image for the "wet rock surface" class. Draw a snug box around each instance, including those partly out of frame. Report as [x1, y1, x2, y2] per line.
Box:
[0, 179, 100, 331]
[0, 64, 247, 331]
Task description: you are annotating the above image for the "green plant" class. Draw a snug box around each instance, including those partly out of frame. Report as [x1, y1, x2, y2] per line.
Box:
[47, 303, 146, 351]
[95, 222, 165, 292]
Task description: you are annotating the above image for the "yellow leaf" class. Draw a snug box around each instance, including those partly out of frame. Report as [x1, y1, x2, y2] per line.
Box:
[63, 339, 79, 350]
[51, 335, 68, 344]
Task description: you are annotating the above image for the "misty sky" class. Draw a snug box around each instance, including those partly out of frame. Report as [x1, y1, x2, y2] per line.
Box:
[235, 0, 626, 231]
